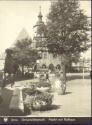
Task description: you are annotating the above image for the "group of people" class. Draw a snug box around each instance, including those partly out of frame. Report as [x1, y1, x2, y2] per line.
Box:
[0, 62, 66, 95]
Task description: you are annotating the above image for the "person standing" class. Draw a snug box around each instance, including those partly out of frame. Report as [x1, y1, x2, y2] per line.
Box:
[0, 87, 3, 104]
[46, 71, 49, 82]
[33, 63, 37, 72]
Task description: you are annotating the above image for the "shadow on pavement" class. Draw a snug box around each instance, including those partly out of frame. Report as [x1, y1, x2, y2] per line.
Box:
[64, 92, 72, 95]
[38, 105, 61, 112]
[0, 88, 25, 116]
[50, 104, 61, 110]
[0, 88, 13, 116]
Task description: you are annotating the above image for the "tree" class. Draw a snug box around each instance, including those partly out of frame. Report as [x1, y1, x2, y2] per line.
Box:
[15, 37, 32, 49]
[36, 23, 47, 37]
[46, 0, 90, 79]
[4, 49, 19, 75]
[12, 37, 40, 76]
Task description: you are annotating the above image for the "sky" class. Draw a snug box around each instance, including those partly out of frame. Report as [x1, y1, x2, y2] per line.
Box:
[0, 0, 91, 58]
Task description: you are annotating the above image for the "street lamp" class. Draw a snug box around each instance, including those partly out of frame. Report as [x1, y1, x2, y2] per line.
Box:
[81, 52, 85, 80]
[83, 57, 85, 80]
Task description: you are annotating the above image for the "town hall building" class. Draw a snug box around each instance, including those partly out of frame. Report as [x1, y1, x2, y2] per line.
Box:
[31, 8, 61, 69]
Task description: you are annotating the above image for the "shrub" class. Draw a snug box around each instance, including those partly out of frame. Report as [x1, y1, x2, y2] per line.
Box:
[23, 88, 53, 112]
[23, 84, 41, 94]
[23, 88, 42, 98]
[37, 80, 51, 88]
[32, 92, 53, 110]
[24, 72, 34, 79]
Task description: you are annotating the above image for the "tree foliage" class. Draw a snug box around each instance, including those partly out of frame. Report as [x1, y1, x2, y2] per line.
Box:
[13, 37, 40, 75]
[15, 38, 32, 49]
[5, 38, 40, 76]
[4, 49, 19, 74]
[13, 47, 40, 67]
[46, 0, 90, 63]
[36, 23, 47, 37]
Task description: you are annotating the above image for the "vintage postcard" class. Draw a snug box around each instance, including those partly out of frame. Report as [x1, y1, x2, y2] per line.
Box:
[0, 0, 91, 124]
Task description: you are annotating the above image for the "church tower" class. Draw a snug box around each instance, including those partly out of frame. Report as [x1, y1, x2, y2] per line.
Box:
[32, 6, 48, 66]
[32, 6, 47, 48]
[33, 6, 46, 38]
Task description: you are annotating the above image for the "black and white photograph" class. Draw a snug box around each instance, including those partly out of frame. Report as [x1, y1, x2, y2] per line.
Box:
[0, 0, 91, 124]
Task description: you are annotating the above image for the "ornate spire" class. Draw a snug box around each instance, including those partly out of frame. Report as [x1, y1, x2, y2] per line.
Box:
[38, 6, 42, 21]
[39, 6, 41, 13]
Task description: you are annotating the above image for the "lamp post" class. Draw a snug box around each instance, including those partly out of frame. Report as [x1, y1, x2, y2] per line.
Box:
[81, 52, 85, 80]
[82, 57, 85, 80]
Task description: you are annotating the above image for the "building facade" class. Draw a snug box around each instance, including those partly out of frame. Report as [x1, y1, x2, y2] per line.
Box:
[31, 8, 61, 68]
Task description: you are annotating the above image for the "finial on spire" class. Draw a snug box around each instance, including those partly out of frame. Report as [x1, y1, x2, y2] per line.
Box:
[38, 6, 42, 19]
[39, 6, 41, 13]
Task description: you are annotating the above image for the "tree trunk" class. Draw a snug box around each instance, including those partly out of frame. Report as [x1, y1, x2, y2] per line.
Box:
[60, 54, 67, 95]
[22, 65, 24, 76]
[61, 54, 67, 82]
[62, 64, 66, 82]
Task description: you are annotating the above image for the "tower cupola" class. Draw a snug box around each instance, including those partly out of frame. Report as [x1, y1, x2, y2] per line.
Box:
[33, 6, 47, 38]
[38, 6, 43, 22]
